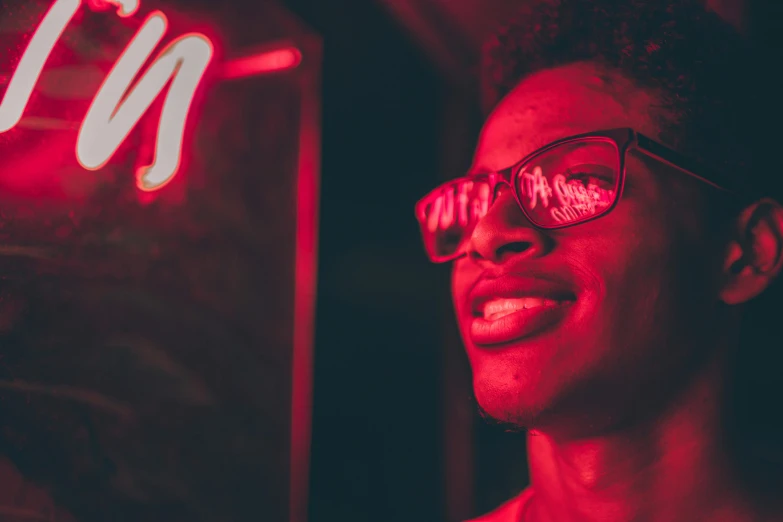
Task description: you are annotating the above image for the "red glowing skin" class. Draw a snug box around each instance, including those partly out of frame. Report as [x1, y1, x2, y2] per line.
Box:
[453, 62, 783, 522]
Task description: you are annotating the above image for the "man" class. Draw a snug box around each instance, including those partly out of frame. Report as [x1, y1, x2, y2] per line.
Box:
[415, 0, 783, 520]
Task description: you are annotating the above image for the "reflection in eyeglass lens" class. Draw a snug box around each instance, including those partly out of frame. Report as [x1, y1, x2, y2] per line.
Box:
[425, 179, 491, 233]
[517, 141, 618, 225]
[421, 140, 620, 259]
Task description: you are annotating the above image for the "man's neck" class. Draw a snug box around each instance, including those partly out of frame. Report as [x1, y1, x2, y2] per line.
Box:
[525, 354, 766, 522]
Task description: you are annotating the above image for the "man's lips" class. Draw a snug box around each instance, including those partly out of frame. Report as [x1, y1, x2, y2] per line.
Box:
[469, 275, 576, 315]
[467, 275, 576, 346]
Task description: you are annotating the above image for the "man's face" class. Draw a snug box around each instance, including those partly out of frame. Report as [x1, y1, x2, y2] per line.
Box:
[452, 62, 724, 434]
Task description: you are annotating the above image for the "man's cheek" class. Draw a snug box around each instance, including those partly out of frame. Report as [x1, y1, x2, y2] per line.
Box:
[451, 268, 477, 309]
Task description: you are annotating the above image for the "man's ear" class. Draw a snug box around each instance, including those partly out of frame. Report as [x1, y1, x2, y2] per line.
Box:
[720, 198, 783, 305]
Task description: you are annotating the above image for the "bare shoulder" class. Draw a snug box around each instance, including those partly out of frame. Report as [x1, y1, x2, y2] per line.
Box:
[466, 488, 534, 522]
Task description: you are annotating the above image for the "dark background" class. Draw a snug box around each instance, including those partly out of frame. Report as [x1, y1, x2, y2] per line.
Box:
[281, 3, 451, 521]
[277, 1, 482, 519]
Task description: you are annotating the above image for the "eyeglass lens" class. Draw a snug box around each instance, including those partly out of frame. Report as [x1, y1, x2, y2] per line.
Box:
[419, 138, 621, 261]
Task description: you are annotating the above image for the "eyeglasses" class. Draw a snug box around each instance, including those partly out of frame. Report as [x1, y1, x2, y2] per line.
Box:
[415, 127, 741, 263]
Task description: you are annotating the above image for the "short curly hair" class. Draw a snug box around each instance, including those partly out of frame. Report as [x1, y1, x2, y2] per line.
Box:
[481, 0, 760, 183]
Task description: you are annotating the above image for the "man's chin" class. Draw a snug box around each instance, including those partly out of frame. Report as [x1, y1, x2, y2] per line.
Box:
[471, 383, 548, 432]
[470, 363, 552, 430]
[475, 402, 531, 433]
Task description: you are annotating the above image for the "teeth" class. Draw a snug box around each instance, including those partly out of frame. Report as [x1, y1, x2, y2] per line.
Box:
[482, 298, 561, 321]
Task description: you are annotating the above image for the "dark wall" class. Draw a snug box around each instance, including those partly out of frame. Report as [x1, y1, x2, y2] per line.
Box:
[0, 2, 321, 522]
[281, 1, 450, 521]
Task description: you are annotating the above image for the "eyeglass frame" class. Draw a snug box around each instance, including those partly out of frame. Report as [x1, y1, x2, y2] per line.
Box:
[415, 127, 747, 263]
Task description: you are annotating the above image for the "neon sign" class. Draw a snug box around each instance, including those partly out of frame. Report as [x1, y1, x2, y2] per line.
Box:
[0, 0, 214, 191]
[222, 47, 303, 79]
[1, 0, 303, 194]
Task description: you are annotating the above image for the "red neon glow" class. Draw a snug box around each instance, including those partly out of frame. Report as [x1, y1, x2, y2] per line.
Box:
[0, 0, 80, 132]
[290, 61, 320, 522]
[76, 12, 213, 191]
[0, 1, 305, 193]
[222, 47, 302, 79]
[0, 0, 213, 192]
[87, 0, 139, 17]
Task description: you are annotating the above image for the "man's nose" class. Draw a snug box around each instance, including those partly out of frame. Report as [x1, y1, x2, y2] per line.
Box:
[465, 188, 549, 264]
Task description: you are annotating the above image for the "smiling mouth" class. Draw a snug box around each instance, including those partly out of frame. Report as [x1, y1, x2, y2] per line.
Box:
[469, 296, 575, 347]
[480, 297, 567, 321]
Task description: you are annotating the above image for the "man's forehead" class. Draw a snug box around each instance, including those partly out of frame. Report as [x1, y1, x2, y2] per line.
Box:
[470, 63, 661, 174]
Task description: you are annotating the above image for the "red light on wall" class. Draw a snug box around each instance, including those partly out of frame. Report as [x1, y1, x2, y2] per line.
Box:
[222, 47, 302, 79]
[85, 0, 139, 17]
